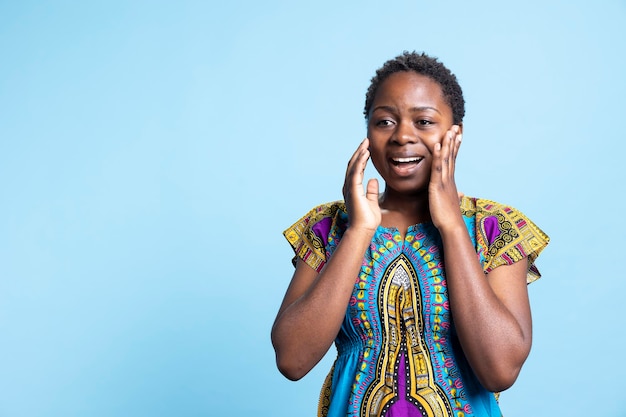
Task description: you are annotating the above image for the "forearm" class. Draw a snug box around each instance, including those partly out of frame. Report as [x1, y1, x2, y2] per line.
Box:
[440, 223, 531, 391]
[271, 227, 373, 380]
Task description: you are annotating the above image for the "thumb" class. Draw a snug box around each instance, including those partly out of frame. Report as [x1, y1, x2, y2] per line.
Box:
[366, 178, 379, 203]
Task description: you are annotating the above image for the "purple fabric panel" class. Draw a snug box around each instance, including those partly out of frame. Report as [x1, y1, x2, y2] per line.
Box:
[385, 352, 423, 417]
[311, 217, 332, 245]
[483, 215, 500, 245]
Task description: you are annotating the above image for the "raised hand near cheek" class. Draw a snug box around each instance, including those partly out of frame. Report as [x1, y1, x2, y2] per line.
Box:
[343, 138, 382, 234]
[429, 125, 464, 232]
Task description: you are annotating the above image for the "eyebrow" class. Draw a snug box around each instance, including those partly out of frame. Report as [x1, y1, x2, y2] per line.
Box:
[372, 105, 441, 114]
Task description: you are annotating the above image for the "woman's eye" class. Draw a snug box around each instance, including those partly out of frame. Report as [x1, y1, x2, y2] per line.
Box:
[376, 119, 394, 127]
[417, 120, 432, 126]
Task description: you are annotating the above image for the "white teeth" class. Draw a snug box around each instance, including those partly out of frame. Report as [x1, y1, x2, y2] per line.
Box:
[393, 157, 421, 163]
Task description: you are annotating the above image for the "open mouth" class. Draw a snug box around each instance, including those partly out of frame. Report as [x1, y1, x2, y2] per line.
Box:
[391, 157, 423, 166]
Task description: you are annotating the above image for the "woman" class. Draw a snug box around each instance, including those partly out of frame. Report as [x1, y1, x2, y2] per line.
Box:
[272, 51, 549, 417]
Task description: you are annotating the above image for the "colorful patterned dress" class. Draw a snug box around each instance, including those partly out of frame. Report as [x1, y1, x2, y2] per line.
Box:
[283, 196, 549, 417]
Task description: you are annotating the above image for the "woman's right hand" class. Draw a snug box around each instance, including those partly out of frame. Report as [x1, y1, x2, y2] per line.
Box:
[342, 138, 381, 233]
[272, 139, 383, 380]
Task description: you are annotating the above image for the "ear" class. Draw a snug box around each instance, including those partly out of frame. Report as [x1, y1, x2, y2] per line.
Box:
[457, 122, 463, 135]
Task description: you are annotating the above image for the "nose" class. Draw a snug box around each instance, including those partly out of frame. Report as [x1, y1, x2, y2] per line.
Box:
[392, 120, 418, 145]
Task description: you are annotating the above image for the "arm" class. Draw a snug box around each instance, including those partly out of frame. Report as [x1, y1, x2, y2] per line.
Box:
[429, 127, 532, 391]
[440, 228, 531, 391]
[271, 139, 381, 380]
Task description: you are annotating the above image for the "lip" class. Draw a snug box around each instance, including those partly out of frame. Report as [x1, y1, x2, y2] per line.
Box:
[388, 155, 424, 176]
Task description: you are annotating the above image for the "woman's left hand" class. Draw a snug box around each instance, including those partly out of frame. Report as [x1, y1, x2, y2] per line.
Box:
[429, 125, 463, 232]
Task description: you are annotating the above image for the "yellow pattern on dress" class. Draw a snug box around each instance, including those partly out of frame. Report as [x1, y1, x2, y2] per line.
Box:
[363, 254, 450, 417]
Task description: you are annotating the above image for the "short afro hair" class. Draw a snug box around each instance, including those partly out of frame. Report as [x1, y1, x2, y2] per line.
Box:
[364, 51, 465, 124]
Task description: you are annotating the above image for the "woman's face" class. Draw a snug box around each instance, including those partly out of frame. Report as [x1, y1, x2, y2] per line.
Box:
[367, 71, 459, 196]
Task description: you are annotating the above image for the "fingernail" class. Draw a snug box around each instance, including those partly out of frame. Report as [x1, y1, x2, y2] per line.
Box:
[457, 134, 462, 142]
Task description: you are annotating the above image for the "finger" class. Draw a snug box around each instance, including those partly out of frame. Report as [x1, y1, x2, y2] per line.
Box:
[438, 130, 453, 180]
[443, 126, 460, 178]
[345, 139, 367, 175]
[352, 143, 370, 184]
[345, 139, 368, 183]
[344, 140, 363, 196]
[432, 142, 442, 176]
[447, 129, 455, 162]
[366, 178, 379, 203]
[344, 139, 371, 201]
[449, 131, 462, 173]
[446, 127, 459, 171]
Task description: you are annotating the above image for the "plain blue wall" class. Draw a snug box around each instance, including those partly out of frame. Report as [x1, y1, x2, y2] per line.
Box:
[1, 1, 625, 416]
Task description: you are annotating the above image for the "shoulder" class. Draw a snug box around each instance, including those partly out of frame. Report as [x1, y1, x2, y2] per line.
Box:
[460, 196, 516, 217]
[282, 201, 347, 272]
[461, 196, 541, 232]
[461, 195, 550, 283]
[284, 201, 346, 241]
[297, 201, 347, 225]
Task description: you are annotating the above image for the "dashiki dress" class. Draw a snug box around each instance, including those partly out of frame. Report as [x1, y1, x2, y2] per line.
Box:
[283, 196, 549, 417]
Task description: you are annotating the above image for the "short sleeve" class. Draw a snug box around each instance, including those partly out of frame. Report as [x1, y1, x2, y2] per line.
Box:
[461, 197, 550, 284]
[283, 201, 346, 273]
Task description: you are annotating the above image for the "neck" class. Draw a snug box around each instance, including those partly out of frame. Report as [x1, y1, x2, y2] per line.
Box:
[379, 188, 431, 226]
